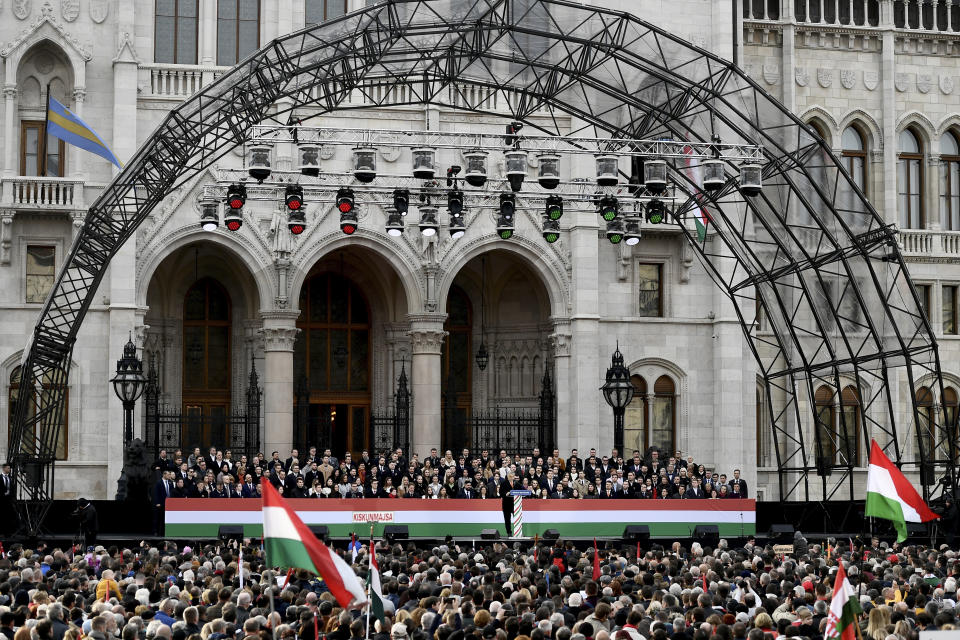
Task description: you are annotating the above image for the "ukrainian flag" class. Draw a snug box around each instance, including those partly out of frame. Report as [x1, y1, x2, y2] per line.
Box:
[46, 96, 123, 169]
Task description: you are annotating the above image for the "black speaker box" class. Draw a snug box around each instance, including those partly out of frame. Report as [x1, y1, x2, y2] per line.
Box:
[768, 524, 795, 542]
[542, 529, 560, 541]
[693, 524, 720, 542]
[384, 525, 409, 541]
[481, 529, 500, 539]
[623, 525, 650, 543]
[308, 525, 328, 541]
[218, 525, 244, 540]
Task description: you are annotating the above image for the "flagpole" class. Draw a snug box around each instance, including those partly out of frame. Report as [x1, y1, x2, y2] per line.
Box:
[365, 521, 375, 640]
[41, 83, 50, 177]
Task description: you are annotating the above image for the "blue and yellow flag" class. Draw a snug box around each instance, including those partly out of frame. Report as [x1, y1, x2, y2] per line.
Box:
[46, 96, 123, 169]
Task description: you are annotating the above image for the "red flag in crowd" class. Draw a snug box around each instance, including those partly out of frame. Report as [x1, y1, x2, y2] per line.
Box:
[592, 538, 601, 581]
[636, 540, 641, 561]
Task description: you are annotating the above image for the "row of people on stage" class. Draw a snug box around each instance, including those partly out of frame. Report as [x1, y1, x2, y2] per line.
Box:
[152, 444, 749, 501]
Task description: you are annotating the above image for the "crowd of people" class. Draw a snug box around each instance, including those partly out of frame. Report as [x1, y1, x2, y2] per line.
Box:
[0, 534, 957, 640]
[150, 446, 750, 503]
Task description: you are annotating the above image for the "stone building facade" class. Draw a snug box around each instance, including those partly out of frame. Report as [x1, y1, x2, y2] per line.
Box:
[0, 0, 952, 501]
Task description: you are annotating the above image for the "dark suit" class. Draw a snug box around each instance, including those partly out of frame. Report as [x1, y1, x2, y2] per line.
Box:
[500, 479, 515, 535]
[457, 488, 475, 499]
[729, 479, 748, 498]
[684, 487, 704, 499]
[152, 478, 172, 534]
[241, 483, 257, 498]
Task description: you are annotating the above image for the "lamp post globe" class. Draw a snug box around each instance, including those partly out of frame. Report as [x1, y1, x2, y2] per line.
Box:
[111, 336, 146, 446]
[600, 345, 634, 454]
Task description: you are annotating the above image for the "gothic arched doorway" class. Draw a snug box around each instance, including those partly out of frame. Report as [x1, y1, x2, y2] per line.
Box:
[441, 285, 472, 452]
[182, 277, 232, 449]
[294, 272, 371, 456]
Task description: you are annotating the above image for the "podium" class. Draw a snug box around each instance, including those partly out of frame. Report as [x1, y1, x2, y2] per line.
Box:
[508, 489, 533, 538]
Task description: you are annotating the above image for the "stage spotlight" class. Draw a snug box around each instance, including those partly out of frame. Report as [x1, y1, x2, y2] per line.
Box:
[226, 183, 247, 210]
[538, 153, 560, 189]
[499, 193, 516, 219]
[247, 144, 271, 182]
[449, 214, 466, 239]
[337, 188, 355, 214]
[340, 209, 358, 235]
[412, 148, 437, 179]
[596, 154, 619, 187]
[419, 207, 439, 236]
[285, 184, 304, 211]
[702, 158, 725, 191]
[504, 122, 523, 147]
[740, 163, 762, 196]
[505, 150, 528, 192]
[464, 150, 488, 187]
[606, 218, 624, 244]
[624, 219, 641, 245]
[645, 199, 666, 224]
[289, 210, 307, 235]
[448, 189, 464, 215]
[644, 157, 667, 194]
[200, 201, 219, 232]
[224, 207, 243, 231]
[599, 196, 619, 222]
[298, 143, 320, 177]
[353, 147, 377, 183]
[542, 218, 560, 244]
[393, 189, 409, 216]
[496, 214, 514, 240]
[385, 212, 404, 237]
[545, 195, 563, 221]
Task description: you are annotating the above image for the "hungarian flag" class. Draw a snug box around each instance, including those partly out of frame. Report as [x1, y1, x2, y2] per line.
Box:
[592, 538, 601, 581]
[823, 562, 862, 640]
[261, 481, 366, 608]
[864, 439, 939, 542]
[682, 145, 711, 242]
[368, 540, 385, 626]
[349, 533, 362, 564]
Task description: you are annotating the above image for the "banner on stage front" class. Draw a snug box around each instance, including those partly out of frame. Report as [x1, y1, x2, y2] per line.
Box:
[352, 511, 395, 523]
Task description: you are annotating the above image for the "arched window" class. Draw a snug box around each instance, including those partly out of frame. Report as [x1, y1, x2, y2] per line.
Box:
[217, 0, 260, 66]
[305, 0, 346, 24]
[808, 120, 830, 145]
[898, 129, 924, 229]
[814, 385, 836, 465]
[840, 386, 861, 466]
[842, 126, 867, 194]
[651, 376, 675, 452]
[183, 278, 232, 449]
[756, 382, 770, 466]
[625, 375, 648, 454]
[941, 131, 960, 230]
[155, 0, 199, 64]
[8, 366, 68, 460]
[916, 386, 935, 462]
[943, 386, 958, 461]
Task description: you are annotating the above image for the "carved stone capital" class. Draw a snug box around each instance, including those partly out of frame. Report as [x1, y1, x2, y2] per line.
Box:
[72, 88, 85, 103]
[408, 329, 447, 354]
[549, 332, 572, 358]
[3, 86, 18, 100]
[260, 326, 300, 352]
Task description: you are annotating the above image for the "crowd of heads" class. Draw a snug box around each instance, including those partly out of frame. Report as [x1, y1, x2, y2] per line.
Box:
[0, 534, 958, 640]
[153, 446, 749, 500]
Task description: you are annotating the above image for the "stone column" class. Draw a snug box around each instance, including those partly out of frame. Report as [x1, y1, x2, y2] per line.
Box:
[260, 311, 300, 457]
[201, 0, 216, 66]
[880, 0, 897, 225]
[549, 318, 572, 453]
[407, 313, 447, 457]
[3, 85, 17, 175]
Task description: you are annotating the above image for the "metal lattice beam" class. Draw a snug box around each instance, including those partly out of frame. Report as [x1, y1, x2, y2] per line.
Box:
[9, 0, 954, 535]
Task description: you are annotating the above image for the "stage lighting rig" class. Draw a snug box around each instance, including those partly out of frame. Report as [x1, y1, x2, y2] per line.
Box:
[419, 207, 439, 236]
[645, 199, 666, 224]
[224, 207, 243, 231]
[545, 196, 563, 221]
[448, 189, 464, 215]
[446, 165, 462, 187]
[226, 183, 246, 210]
[542, 218, 560, 244]
[497, 215, 514, 240]
[606, 218, 625, 244]
[385, 212, 404, 237]
[200, 200, 219, 232]
[449, 214, 466, 239]
[337, 188, 355, 213]
[247, 144, 271, 182]
[464, 152, 488, 187]
[499, 193, 515, 219]
[624, 219, 641, 245]
[393, 189, 409, 215]
[289, 210, 307, 235]
[599, 196, 619, 222]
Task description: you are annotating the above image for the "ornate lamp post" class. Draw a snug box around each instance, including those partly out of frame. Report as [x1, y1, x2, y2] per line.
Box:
[601, 344, 634, 454]
[111, 335, 147, 446]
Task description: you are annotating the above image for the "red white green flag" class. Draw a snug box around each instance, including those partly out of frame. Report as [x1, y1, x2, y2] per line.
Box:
[683, 145, 711, 242]
[261, 481, 366, 608]
[823, 561, 862, 640]
[368, 540, 385, 626]
[864, 439, 939, 542]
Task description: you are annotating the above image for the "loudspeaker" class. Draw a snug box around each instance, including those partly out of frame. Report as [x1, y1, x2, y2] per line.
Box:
[693, 525, 720, 544]
[542, 529, 560, 541]
[308, 525, 328, 541]
[905, 522, 928, 542]
[24, 461, 43, 487]
[768, 524, 795, 542]
[384, 525, 408, 542]
[920, 463, 936, 487]
[623, 525, 650, 543]
[481, 529, 500, 540]
[218, 525, 244, 540]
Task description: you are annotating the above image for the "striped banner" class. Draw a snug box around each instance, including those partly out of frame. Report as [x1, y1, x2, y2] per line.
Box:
[513, 496, 524, 538]
[165, 498, 755, 539]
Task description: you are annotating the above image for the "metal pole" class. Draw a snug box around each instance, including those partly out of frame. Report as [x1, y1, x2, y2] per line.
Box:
[123, 400, 134, 446]
[614, 408, 625, 455]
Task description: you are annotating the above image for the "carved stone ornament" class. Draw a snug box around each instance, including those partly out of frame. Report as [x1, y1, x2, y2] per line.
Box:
[407, 329, 447, 354]
[259, 326, 300, 351]
[895, 73, 910, 92]
[817, 68, 833, 88]
[863, 71, 878, 91]
[940, 75, 954, 95]
[795, 67, 809, 87]
[13, 0, 31, 19]
[762, 64, 779, 85]
[840, 70, 856, 90]
[917, 74, 932, 94]
[60, 0, 77, 21]
[89, 0, 107, 23]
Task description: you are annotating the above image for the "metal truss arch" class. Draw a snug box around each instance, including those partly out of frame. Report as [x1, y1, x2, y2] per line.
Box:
[11, 0, 955, 534]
